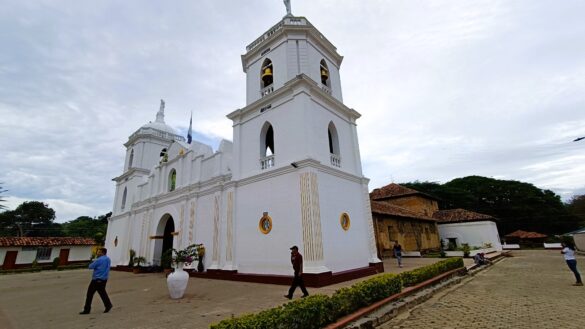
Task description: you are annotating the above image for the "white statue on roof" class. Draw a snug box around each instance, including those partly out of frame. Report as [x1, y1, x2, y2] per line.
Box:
[283, 0, 292, 16]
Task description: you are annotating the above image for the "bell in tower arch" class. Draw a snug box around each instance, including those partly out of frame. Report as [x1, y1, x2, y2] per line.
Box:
[320, 59, 330, 86]
[262, 67, 273, 87]
[260, 59, 274, 88]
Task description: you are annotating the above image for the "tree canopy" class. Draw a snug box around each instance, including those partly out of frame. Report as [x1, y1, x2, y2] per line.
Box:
[61, 213, 109, 244]
[0, 201, 56, 236]
[402, 176, 582, 235]
[0, 199, 110, 243]
[567, 195, 585, 229]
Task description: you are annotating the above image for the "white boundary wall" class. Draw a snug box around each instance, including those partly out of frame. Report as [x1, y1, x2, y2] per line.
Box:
[438, 221, 502, 251]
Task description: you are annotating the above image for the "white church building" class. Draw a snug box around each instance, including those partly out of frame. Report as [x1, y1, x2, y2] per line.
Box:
[105, 11, 383, 286]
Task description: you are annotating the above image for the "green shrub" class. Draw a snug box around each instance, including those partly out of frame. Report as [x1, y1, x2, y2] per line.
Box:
[461, 243, 471, 257]
[398, 257, 463, 287]
[52, 257, 60, 269]
[210, 306, 284, 329]
[210, 259, 462, 328]
[279, 295, 333, 329]
[128, 249, 136, 267]
[329, 273, 401, 320]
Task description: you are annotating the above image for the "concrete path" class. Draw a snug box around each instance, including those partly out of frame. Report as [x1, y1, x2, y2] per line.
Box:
[379, 250, 585, 329]
[0, 256, 467, 329]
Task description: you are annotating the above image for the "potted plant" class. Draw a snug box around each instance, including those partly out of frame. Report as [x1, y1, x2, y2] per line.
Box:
[439, 239, 446, 258]
[161, 249, 173, 277]
[133, 256, 146, 274]
[167, 244, 200, 299]
[128, 249, 136, 268]
[197, 244, 205, 272]
[461, 243, 471, 258]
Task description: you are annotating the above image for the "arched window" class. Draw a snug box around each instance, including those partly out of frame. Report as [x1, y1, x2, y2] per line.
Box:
[159, 148, 168, 164]
[121, 187, 127, 211]
[128, 149, 134, 169]
[328, 122, 340, 167]
[261, 122, 275, 157]
[260, 122, 275, 169]
[261, 58, 274, 89]
[320, 59, 330, 87]
[328, 122, 339, 155]
[169, 169, 177, 192]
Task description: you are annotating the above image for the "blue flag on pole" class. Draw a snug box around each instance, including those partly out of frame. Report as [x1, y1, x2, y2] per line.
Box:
[187, 112, 192, 144]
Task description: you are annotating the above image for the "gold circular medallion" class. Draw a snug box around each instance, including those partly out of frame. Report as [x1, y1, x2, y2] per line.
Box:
[340, 212, 350, 231]
[259, 213, 272, 234]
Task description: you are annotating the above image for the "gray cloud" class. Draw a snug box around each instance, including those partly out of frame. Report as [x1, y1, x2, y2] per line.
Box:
[1, 0, 584, 222]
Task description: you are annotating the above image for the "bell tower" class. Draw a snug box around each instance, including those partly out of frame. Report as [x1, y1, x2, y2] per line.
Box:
[227, 13, 382, 280]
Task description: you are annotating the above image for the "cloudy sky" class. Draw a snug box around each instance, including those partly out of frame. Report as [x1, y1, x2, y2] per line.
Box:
[1, 0, 584, 222]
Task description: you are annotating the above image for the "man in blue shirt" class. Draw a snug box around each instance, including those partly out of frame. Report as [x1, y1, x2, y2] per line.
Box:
[80, 247, 113, 314]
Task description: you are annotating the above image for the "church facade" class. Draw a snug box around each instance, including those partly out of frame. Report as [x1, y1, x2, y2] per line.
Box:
[105, 14, 382, 285]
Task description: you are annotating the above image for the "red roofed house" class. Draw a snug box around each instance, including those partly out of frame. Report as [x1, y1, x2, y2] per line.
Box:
[433, 209, 502, 251]
[504, 230, 547, 247]
[0, 237, 96, 270]
[370, 184, 441, 258]
[371, 183, 504, 257]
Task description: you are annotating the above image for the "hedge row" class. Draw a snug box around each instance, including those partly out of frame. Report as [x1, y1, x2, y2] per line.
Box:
[210, 258, 463, 329]
[398, 257, 464, 287]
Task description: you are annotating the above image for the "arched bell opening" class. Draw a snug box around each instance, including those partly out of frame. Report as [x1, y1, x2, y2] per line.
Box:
[121, 187, 127, 211]
[328, 121, 341, 167]
[259, 122, 275, 169]
[320, 59, 330, 87]
[261, 59, 274, 88]
[128, 149, 134, 169]
[328, 122, 340, 155]
[153, 214, 175, 266]
[260, 122, 275, 157]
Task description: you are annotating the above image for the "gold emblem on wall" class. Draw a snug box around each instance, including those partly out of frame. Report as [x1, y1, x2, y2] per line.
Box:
[340, 212, 350, 231]
[259, 212, 272, 234]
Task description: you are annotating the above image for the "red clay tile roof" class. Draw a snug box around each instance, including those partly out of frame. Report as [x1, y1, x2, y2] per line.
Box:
[0, 237, 96, 247]
[504, 230, 547, 239]
[370, 183, 439, 201]
[371, 201, 436, 222]
[433, 208, 495, 223]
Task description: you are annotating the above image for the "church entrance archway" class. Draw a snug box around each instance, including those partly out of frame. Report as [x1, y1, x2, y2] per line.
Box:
[154, 214, 174, 266]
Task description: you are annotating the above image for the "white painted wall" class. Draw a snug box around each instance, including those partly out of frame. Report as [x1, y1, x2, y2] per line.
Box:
[574, 233, 585, 252]
[438, 221, 502, 251]
[105, 15, 379, 278]
[0, 246, 93, 266]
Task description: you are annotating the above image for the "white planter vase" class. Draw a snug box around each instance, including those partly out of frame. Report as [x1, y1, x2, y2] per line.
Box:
[167, 262, 189, 299]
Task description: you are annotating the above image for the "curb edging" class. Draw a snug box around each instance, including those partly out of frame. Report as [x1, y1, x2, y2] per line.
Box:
[328, 253, 508, 329]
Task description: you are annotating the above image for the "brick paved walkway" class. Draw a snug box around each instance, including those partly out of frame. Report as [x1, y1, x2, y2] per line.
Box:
[379, 250, 585, 329]
[0, 256, 462, 329]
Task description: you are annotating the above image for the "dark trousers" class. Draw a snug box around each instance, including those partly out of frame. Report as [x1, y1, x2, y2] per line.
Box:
[287, 274, 309, 297]
[84, 279, 112, 312]
[566, 260, 582, 283]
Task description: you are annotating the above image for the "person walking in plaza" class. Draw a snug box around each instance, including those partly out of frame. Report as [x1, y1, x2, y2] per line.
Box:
[561, 241, 583, 286]
[80, 247, 113, 314]
[284, 245, 309, 299]
[393, 240, 403, 268]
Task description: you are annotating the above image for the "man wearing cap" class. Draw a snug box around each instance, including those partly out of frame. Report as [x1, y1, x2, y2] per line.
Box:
[80, 247, 113, 314]
[285, 245, 309, 299]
